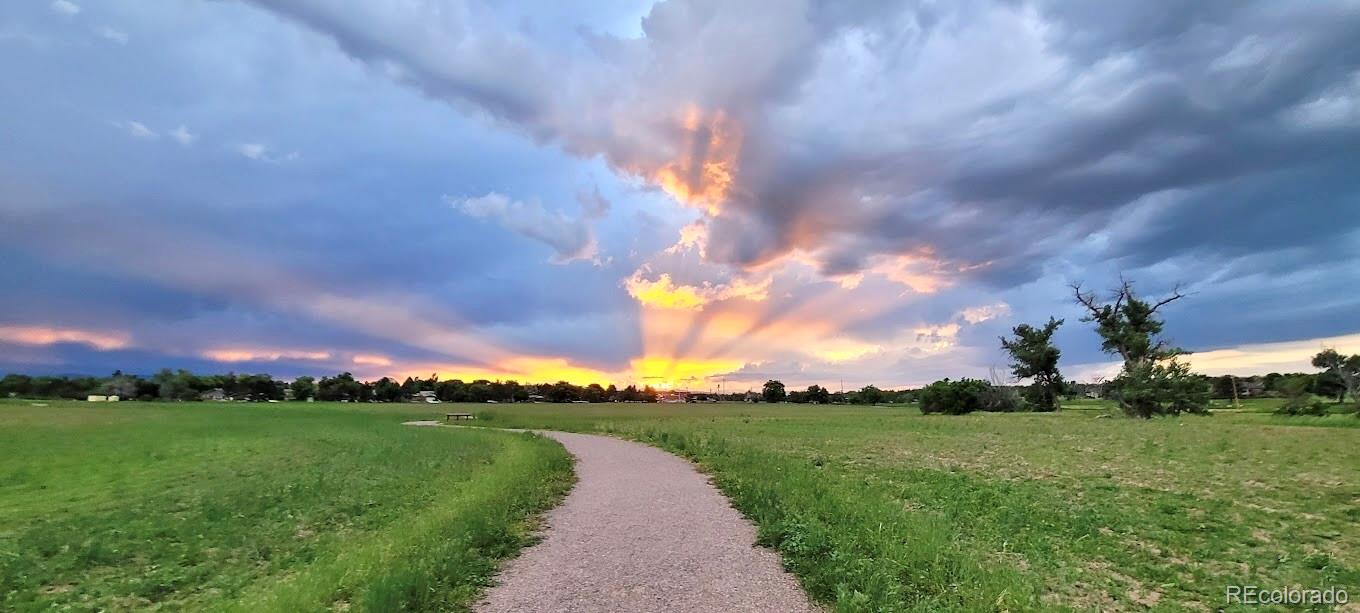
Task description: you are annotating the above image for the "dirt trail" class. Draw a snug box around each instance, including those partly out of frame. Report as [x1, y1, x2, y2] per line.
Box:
[407, 423, 818, 612]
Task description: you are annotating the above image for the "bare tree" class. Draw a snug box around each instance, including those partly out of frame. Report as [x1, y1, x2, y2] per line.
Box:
[1073, 279, 1186, 369]
[1072, 279, 1207, 417]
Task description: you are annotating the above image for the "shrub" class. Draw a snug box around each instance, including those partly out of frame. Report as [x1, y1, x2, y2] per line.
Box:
[1275, 399, 1329, 416]
[1272, 377, 1327, 418]
[1275, 377, 1329, 416]
[919, 378, 992, 415]
[1108, 359, 1210, 418]
[980, 383, 1022, 412]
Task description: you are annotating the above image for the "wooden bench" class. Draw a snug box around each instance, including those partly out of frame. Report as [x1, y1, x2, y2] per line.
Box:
[445, 413, 475, 422]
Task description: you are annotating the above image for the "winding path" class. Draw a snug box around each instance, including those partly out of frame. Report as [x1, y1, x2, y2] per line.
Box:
[408, 423, 818, 612]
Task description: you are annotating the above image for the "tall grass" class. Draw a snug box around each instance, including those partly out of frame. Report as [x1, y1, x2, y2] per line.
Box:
[0, 401, 571, 611]
[477, 402, 1360, 611]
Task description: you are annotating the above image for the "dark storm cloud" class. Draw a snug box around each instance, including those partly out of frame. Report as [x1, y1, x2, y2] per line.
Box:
[246, 0, 1354, 295]
[0, 0, 652, 375]
[702, 0, 1360, 287]
[3, 0, 1358, 381]
[240, 0, 557, 126]
[258, 0, 1355, 360]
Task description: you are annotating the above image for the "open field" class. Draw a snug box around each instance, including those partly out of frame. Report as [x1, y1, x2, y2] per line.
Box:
[3, 398, 1357, 611]
[0, 400, 572, 612]
[473, 401, 1359, 611]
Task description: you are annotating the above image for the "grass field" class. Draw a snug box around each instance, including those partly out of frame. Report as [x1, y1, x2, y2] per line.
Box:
[0, 400, 572, 612]
[473, 400, 1359, 612]
[3, 398, 1356, 611]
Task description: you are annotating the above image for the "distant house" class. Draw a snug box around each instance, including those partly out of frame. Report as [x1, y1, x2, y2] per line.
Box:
[527, 394, 546, 403]
[744, 391, 760, 403]
[411, 390, 440, 404]
[200, 388, 227, 402]
[1072, 383, 1103, 399]
[1238, 379, 1266, 398]
[86, 395, 107, 402]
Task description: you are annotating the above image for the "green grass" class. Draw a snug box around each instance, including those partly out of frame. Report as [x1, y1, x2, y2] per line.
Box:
[5, 398, 1356, 612]
[469, 401, 1360, 611]
[0, 400, 572, 612]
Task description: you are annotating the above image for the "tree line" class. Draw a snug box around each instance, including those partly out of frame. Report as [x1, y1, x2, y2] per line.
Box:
[917, 279, 1359, 418]
[755, 381, 914, 405]
[4, 280, 1356, 416]
[0, 370, 666, 404]
[0, 369, 909, 405]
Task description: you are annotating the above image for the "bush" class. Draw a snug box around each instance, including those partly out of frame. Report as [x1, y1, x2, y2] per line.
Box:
[1019, 386, 1054, 412]
[1274, 377, 1330, 416]
[980, 384, 1023, 412]
[1275, 399, 1329, 416]
[920, 379, 993, 415]
[1108, 359, 1210, 418]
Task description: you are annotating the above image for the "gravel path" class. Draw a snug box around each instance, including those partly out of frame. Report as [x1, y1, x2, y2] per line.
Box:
[464, 428, 819, 613]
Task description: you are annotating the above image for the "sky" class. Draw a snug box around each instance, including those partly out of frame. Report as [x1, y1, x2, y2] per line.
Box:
[2, 0, 1358, 390]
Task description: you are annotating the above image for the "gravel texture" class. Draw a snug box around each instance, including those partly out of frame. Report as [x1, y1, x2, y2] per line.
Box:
[471, 429, 820, 613]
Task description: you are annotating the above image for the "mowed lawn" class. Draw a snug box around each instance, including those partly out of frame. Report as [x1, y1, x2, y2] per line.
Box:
[0, 400, 572, 612]
[474, 401, 1360, 611]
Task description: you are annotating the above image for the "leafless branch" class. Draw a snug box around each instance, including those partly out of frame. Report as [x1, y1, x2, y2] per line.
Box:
[1149, 283, 1187, 314]
[1071, 283, 1103, 317]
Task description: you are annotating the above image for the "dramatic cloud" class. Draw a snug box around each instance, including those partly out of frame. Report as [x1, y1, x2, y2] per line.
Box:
[624, 270, 770, 311]
[1, 0, 1357, 388]
[247, 0, 1360, 287]
[447, 192, 598, 263]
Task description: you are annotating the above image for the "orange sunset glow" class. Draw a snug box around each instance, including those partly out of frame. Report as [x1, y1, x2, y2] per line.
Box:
[0, 325, 131, 351]
[3, 0, 1355, 396]
[6, 4, 1359, 610]
[647, 106, 741, 215]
